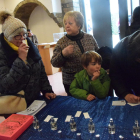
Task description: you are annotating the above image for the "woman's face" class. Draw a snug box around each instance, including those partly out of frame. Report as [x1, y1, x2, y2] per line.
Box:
[64, 17, 80, 36]
[10, 32, 27, 47]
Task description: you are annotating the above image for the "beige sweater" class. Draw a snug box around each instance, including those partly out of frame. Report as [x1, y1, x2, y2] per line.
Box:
[51, 32, 99, 85]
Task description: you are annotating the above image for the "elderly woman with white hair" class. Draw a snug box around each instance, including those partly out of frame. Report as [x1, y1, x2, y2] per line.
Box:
[51, 11, 99, 96]
[0, 11, 56, 114]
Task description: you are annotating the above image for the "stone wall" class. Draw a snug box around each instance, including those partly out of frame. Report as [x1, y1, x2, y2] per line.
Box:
[61, 0, 80, 16]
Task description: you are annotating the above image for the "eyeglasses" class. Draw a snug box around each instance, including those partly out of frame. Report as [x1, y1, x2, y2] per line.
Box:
[14, 33, 28, 40]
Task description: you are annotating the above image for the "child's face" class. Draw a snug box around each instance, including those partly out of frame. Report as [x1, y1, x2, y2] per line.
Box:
[84, 59, 101, 76]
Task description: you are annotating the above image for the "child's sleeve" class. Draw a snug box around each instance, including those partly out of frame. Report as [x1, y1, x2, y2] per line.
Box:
[70, 78, 89, 100]
[90, 70, 111, 99]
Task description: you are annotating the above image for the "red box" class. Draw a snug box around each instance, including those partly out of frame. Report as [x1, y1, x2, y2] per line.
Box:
[0, 114, 33, 140]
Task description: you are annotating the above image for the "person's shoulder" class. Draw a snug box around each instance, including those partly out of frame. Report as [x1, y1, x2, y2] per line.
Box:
[57, 35, 68, 44]
[113, 36, 129, 53]
[100, 68, 110, 80]
[33, 34, 37, 37]
[114, 30, 140, 52]
[75, 69, 86, 78]
[100, 68, 106, 75]
[82, 32, 93, 38]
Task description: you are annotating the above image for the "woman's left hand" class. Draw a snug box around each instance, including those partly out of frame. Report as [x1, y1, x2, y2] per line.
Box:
[45, 93, 56, 100]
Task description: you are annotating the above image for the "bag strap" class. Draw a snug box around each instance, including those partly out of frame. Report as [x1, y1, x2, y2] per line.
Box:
[0, 90, 25, 98]
[0, 94, 25, 98]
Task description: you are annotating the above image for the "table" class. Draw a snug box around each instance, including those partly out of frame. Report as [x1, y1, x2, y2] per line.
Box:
[18, 96, 140, 140]
[38, 42, 60, 75]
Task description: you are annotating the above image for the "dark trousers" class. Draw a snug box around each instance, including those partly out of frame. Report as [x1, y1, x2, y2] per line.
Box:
[63, 84, 72, 96]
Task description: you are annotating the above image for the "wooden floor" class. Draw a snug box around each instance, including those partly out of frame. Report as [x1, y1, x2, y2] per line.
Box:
[48, 72, 67, 96]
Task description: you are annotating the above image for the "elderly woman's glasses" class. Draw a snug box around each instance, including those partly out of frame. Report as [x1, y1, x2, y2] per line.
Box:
[14, 33, 28, 40]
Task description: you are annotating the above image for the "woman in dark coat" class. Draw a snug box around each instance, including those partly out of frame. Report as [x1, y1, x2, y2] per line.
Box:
[0, 11, 56, 110]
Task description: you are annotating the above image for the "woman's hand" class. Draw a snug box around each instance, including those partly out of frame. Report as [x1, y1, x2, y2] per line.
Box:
[62, 45, 74, 57]
[18, 43, 29, 61]
[45, 93, 56, 100]
[87, 94, 96, 101]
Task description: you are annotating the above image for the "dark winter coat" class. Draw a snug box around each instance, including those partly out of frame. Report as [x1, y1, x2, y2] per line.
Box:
[0, 33, 53, 105]
[109, 31, 140, 98]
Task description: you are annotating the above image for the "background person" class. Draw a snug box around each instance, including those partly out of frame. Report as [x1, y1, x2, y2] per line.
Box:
[125, 6, 140, 36]
[70, 51, 110, 101]
[27, 29, 38, 48]
[109, 30, 140, 103]
[51, 11, 99, 96]
[0, 11, 56, 108]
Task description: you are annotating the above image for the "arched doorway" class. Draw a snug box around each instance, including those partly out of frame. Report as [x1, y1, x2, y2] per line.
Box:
[13, 0, 62, 28]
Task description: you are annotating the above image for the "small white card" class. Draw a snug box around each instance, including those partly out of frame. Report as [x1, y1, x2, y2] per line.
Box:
[127, 102, 140, 106]
[54, 118, 58, 122]
[22, 39, 28, 45]
[44, 115, 53, 122]
[0, 116, 5, 123]
[65, 115, 72, 122]
[75, 111, 82, 117]
[83, 112, 90, 119]
[112, 100, 126, 106]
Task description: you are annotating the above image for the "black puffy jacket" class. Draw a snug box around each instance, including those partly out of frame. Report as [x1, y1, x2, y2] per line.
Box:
[0, 33, 53, 104]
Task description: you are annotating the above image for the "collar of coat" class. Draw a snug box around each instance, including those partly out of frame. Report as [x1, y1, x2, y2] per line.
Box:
[0, 33, 41, 67]
[66, 30, 84, 41]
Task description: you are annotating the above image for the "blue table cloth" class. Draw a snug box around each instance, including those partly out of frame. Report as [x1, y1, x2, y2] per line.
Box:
[18, 96, 140, 140]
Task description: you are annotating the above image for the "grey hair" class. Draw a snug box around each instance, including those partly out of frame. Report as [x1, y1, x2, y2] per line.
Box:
[8, 28, 27, 41]
[63, 11, 84, 30]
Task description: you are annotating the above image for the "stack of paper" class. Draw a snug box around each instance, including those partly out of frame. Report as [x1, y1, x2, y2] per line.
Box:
[127, 102, 140, 106]
[112, 100, 126, 106]
[17, 100, 46, 116]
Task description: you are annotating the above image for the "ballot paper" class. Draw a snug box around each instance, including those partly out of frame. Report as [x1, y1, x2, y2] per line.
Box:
[0, 116, 5, 123]
[75, 111, 82, 117]
[127, 102, 140, 106]
[44, 115, 58, 122]
[65, 115, 72, 122]
[112, 100, 126, 106]
[44, 115, 53, 122]
[83, 112, 90, 119]
[17, 100, 46, 116]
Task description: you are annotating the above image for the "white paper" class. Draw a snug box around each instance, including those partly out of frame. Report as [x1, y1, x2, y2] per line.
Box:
[83, 112, 90, 119]
[127, 102, 140, 106]
[0, 116, 5, 123]
[17, 100, 46, 116]
[44, 115, 53, 122]
[54, 118, 58, 122]
[112, 100, 126, 106]
[75, 111, 82, 117]
[65, 115, 72, 122]
[22, 40, 28, 45]
[44, 115, 58, 122]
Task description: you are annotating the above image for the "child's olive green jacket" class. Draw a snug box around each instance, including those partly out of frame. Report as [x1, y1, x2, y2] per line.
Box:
[70, 68, 111, 100]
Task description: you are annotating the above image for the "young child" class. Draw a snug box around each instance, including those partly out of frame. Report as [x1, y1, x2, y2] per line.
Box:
[70, 51, 110, 101]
